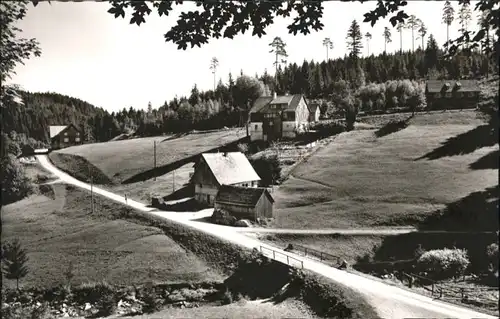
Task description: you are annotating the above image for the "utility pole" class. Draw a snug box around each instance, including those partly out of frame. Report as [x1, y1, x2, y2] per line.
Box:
[88, 164, 94, 214]
[153, 141, 157, 181]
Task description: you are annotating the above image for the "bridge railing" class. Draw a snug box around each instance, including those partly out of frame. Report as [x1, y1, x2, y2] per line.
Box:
[259, 246, 304, 269]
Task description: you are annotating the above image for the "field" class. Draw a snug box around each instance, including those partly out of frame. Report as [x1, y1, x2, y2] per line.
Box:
[1, 183, 222, 289]
[272, 110, 498, 229]
[49, 128, 246, 185]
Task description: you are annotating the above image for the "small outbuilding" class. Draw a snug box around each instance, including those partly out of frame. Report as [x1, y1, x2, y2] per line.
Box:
[214, 185, 274, 221]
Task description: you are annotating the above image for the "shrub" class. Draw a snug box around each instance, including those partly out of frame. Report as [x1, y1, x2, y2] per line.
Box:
[221, 289, 233, 305]
[141, 289, 163, 314]
[417, 248, 470, 279]
[96, 292, 117, 317]
[486, 243, 498, 275]
[248, 154, 281, 187]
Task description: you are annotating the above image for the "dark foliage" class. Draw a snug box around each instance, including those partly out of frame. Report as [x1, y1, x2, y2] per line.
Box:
[419, 185, 499, 232]
[1, 239, 29, 290]
[249, 154, 281, 187]
[374, 118, 410, 137]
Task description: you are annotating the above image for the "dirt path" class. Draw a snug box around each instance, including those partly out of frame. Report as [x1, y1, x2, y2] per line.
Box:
[36, 154, 496, 319]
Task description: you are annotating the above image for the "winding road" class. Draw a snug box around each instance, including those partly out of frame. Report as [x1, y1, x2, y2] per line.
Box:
[36, 154, 497, 319]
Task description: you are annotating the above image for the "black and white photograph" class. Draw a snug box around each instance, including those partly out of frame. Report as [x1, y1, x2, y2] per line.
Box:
[1, 0, 498, 318]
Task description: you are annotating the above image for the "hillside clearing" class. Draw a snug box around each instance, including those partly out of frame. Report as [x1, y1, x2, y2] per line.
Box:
[49, 128, 245, 184]
[272, 111, 498, 229]
[1, 184, 222, 289]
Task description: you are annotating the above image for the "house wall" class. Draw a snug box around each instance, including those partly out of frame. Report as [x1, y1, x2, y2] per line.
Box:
[250, 122, 263, 141]
[282, 121, 297, 138]
[191, 159, 220, 206]
[426, 91, 479, 110]
[214, 202, 256, 220]
[255, 194, 273, 219]
[51, 125, 83, 149]
[295, 97, 310, 125]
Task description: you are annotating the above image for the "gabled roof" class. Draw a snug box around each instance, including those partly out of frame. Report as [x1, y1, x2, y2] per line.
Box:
[201, 152, 261, 185]
[215, 184, 274, 207]
[309, 103, 320, 113]
[253, 94, 307, 113]
[49, 125, 68, 138]
[426, 80, 480, 93]
[250, 96, 274, 113]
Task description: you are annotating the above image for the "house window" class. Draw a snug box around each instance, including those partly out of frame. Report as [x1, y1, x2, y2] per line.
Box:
[255, 124, 258, 130]
[64, 132, 68, 136]
[468, 92, 475, 97]
[445, 92, 452, 98]
[75, 137, 80, 142]
[76, 132, 80, 136]
[199, 184, 202, 188]
[64, 138, 69, 142]
[269, 122, 273, 126]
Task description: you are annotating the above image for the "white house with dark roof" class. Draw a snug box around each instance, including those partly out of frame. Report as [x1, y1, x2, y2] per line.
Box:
[249, 92, 311, 141]
[191, 152, 261, 206]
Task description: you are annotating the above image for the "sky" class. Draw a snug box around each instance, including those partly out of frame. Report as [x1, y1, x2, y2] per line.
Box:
[10, 1, 480, 112]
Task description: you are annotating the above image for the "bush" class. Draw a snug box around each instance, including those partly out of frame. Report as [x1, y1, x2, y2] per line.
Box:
[141, 289, 163, 314]
[96, 292, 117, 317]
[248, 154, 281, 187]
[486, 243, 498, 275]
[417, 248, 470, 279]
[1, 154, 34, 205]
[221, 289, 233, 305]
[211, 209, 237, 226]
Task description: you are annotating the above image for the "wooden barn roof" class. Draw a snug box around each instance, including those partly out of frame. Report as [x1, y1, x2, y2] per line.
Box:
[426, 80, 480, 93]
[251, 94, 307, 113]
[201, 152, 261, 186]
[215, 185, 274, 207]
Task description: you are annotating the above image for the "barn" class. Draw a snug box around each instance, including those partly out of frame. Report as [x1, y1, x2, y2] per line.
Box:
[425, 80, 480, 110]
[191, 152, 261, 206]
[49, 124, 83, 150]
[214, 185, 274, 221]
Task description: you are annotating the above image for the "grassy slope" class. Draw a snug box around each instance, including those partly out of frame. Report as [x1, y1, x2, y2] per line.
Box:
[1, 184, 222, 289]
[272, 110, 498, 229]
[49, 129, 245, 184]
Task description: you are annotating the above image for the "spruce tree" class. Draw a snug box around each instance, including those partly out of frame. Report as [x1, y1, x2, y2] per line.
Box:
[346, 20, 363, 60]
[1, 239, 29, 290]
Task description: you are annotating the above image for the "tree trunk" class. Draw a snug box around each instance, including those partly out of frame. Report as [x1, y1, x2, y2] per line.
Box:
[384, 40, 387, 53]
[400, 31, 403, 53]
[446, 25, 449, 47]
[412, 29, 415, 52]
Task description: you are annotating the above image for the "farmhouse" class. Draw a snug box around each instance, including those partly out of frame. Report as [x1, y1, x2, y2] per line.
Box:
[49, 124, 83, 150]
[215, 185, 274, 221]
[425, 80, 480, 110]
[249, 93, 311, 141]
[191, 152, 261, 206]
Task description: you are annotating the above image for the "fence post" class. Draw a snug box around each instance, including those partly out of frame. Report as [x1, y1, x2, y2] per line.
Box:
[304, 248, 307, 256]
[460, 288, 464, 299]
[287, 255, 289, 265]
[431, 283, 434, 295]
[273, 250, 276, 259]
[439, 287, 442, 299]
[320, 252, 323, 261]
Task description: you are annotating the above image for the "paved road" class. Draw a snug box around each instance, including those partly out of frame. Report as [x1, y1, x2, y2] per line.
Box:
[36, 155, 497, 319]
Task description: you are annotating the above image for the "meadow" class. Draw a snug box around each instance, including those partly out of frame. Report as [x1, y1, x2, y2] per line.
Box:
[1, 183, 222, 289]
[272, 110, 498, 230]
[49, 128, 246, 185]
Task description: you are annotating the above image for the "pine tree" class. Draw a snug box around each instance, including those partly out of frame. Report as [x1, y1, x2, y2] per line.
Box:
[1, 239, 29, 290]
[322, 37, 333, 61]
[442, 0, 455, 49]
[365, 32, 372, 56]
[407, 15, 421, 52]
[269, 37, 288, 83]
[397, 21, 405, 53]
[346, 20, 363, 60]
[458, 2, 472, 48]
[383, 27, 392, 53]
[418, 21, 427, 50]
[209, 57, 219, 92]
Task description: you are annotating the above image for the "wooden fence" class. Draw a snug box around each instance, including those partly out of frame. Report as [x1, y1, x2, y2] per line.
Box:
[259, 246, 304, 269]
[284, 243, 342, 267]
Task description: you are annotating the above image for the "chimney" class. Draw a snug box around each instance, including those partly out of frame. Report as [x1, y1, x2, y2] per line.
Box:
[223, 151, 228, 157]
[273, 91, 277, 99]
